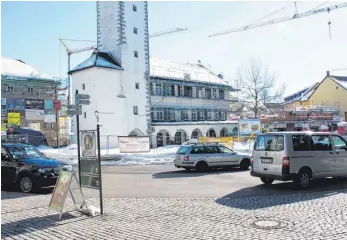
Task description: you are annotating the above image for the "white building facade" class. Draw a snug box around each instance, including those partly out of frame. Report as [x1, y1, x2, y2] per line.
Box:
[70, 1, 151, 148]
[150, 58, 238, 147]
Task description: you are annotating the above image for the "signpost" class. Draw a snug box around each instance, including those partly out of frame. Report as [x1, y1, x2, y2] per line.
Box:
[79, 127, 103, 215]
[66, 105, 82, 116]
[68, 90, 103, 215]
[76, 94, 91, 105]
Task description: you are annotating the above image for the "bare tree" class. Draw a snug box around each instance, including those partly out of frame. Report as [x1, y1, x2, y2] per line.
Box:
[236, 59, 286, 118]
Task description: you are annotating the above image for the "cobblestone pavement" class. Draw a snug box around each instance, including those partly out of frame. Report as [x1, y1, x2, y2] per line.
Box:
[2, 189, 347, 240]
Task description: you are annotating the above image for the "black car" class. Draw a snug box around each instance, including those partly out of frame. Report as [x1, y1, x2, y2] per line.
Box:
[1, 143, 72, 193]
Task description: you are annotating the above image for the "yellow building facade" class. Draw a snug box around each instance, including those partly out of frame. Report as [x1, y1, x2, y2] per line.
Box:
[284, 73, 347, 120]
[309, 75, 347, 119]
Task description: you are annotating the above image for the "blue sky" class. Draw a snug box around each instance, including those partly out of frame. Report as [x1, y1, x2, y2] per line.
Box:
[2, 1, 347, 96]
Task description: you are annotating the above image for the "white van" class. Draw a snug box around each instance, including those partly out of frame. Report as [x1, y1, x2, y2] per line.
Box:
[250, 132, 347, 188]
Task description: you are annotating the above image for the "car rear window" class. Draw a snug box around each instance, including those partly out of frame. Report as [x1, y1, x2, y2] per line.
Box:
[255, 135, 284, 151]
[177, 146, 188, 155]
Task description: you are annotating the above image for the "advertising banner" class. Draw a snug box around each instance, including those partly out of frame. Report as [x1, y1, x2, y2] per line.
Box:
[49, 171, 73, 212]
[7, 99, 25, 110]
[199, 136, 234, 149]
[25, 99, 44, 110]
[28, 123, 41, 131]
[53, 100, 62, 110]
[119, 136, 150, 153]
[239, 119, 261, 135]
[8, 112, 20, 126]
[44, 114, 56, 123]
[25, 109, 45, 120]
[44, 99, 54, 110]
[1, 108, 7, 117]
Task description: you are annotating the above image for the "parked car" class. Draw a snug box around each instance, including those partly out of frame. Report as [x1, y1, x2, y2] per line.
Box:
[1, 143, 72, 193]
[250, 132, 347, 188]
[174, 143, 251, 172]
[4, 128, 48, 147]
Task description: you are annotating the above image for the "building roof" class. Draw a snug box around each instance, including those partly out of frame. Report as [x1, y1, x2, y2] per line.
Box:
[69, 51, 123, 74]
[284, 82, 320, 104]
[1, 57, 53, 79]
[330, 75, 347, 90]
[150, 58, 230, 86]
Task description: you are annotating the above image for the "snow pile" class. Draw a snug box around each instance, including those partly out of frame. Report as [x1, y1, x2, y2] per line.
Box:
[233, 140, 254, 153]
[38, 142, 253, 166]
[37, 144, 180, 166]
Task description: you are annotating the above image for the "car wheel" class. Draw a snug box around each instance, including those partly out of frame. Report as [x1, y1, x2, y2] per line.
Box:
[240, 159, 250, 170]
[295, 170, 311, 189]
[195, 162, 208, 172]
[18, 176, 36, 193]
[260, 177, 274, 185]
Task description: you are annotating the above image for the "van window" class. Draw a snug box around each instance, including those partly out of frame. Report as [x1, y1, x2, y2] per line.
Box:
[332, 136, 347, 151]
[177, 146, 188, 155]
[311, 135, 332, 151]
[190, 146, 205, 154]
[255, 135, 284, 151]
[292, 135, 310, 151]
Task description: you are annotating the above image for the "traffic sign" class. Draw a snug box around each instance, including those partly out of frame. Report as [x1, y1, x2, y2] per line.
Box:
[81, 132, 96, 157]
[76, 94, 90, 100]
[76, 99, 91, 105]
[68, 104, 82, 110]
[66, 109, 82, 116]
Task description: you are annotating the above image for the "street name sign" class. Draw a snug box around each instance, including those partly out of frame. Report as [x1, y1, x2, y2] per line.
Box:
[76, 94, 90, 100]
[76, 99, 91, 105]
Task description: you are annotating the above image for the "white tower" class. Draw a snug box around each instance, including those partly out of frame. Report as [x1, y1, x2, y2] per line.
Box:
[70, 1, 151, 148]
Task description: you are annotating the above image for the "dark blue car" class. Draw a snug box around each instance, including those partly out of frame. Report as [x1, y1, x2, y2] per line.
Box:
[1, 143, 72, 193]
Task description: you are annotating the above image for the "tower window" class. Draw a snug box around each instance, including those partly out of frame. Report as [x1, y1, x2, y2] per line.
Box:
[82, 83, 86, 90]
[134, 51, 138, 58]
[133, 27, 138, 34]
[135, 82, 139, 89]
[84, 112, 87, 118]
[27, 87, 34, 93]
[133, 5, 137, 12]
[133, 106, 138, 115]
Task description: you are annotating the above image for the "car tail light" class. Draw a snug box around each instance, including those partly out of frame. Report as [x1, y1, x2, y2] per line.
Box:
[282, 157, 290, 166]
[184, 156, 189, 161]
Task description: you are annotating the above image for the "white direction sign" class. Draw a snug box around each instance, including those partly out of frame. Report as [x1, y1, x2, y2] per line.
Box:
[76, 99, 91, 105]
[76, 94, 90, 100]
[81, 132, 96, 158]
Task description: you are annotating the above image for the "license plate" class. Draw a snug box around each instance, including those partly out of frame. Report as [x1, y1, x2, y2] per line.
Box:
[261, 158, 273, 164]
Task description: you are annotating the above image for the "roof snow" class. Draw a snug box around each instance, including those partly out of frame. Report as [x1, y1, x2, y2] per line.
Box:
[284, 82, 319, 103]
[330, 75, 347, 90]
[1, 57, 53, 79]
[69, 51, 123, 73]
[150, 58, 229, 86]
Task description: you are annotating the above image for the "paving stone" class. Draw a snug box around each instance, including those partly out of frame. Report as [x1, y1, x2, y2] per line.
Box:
[1, 189, 347, 240]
